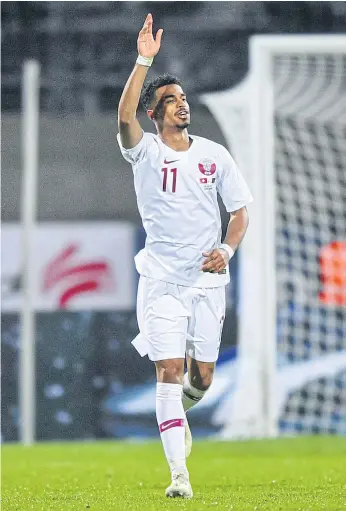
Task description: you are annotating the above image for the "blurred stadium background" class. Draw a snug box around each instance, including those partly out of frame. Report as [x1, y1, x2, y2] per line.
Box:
[1, 1, 346, 444]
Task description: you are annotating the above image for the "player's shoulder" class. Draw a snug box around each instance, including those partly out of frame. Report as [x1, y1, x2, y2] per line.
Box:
[143, 131, 163, 149]
[191, 134, 229, 155]
[143, 131, 160, 143]
[191, 135, 230, 163]
[140, 131, 161, 152]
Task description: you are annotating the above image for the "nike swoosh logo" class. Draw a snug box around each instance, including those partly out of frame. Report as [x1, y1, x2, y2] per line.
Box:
[159, 418, 184, 432]
[164, 158, 180, 164]
[161, 421, 180, 432]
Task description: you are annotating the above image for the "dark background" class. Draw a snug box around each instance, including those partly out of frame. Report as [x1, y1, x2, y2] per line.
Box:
[2, 2, 346, 113]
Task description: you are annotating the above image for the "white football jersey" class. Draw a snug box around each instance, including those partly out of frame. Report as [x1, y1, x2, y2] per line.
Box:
[117, 131, 253, 288]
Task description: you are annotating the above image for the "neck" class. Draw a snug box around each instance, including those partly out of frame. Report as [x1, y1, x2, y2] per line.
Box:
[158, 127, 190, 152]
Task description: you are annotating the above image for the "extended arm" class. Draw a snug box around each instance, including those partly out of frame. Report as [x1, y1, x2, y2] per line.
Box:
[118, 14, 163, 149]
[118, 65, 149, 149]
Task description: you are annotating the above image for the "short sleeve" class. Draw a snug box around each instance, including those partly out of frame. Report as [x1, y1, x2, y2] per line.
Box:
[217, 146, 253, 212]
[117, 131, 154, 165]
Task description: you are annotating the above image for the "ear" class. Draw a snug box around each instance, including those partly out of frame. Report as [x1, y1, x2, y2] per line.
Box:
[147, 109, 155, 121]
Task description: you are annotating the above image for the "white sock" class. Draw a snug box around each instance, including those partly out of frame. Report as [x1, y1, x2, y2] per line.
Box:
[156, 382, 187, 475]
[182, 372, 207, 412]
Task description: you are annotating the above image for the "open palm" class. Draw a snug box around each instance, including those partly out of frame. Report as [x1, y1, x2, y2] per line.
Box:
[137, 13, 163, 58]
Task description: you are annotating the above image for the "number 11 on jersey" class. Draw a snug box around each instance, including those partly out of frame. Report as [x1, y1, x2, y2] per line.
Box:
[162, 167, 177, 193]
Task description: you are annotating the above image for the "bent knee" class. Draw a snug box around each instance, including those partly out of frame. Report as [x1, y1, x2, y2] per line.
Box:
[190, 364, 214, 390]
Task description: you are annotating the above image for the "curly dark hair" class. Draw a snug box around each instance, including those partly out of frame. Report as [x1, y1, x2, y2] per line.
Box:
[140, 73, 182, 111]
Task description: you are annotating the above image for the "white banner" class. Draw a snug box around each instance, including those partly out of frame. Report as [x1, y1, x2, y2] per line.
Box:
[1, 222, 136, 311]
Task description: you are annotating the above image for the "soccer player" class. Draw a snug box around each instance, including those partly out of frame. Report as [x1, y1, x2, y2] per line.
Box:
[117, 13, 253, 499]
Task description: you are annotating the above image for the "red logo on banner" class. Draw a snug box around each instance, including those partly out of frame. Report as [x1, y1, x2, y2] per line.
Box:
[42, 244, 114, 308]
[200, 178, 208, 184]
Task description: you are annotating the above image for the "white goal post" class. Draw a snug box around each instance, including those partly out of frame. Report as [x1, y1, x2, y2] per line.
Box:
[202, 35, 346, 438]
[20, 60, 40, 445]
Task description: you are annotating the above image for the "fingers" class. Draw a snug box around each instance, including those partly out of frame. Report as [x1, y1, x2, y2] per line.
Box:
[202, 249, 217, 265]
[155, 28, 163, 45]
[201, 249, 226, 273]
[141, 13, 152, 33]
[202, 262, 225, 273]
[147, 13, 153, 33]
[146, 13, 153, 32]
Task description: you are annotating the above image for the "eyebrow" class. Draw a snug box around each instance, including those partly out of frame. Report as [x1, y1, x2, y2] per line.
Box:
[163, 93, 186, 100]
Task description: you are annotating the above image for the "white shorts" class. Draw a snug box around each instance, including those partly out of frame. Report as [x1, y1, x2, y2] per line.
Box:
[132, 276, 226, 362]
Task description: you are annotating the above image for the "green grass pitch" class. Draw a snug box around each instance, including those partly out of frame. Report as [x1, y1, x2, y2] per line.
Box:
[2, 437, 345, 510]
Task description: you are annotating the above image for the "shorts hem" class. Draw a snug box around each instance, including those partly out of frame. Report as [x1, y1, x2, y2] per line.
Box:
[186, 349, 219, 363]
[149, 353, 185, 362]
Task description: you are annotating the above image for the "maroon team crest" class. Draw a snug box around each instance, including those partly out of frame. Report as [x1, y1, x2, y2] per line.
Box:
[198, 159, 217, 176]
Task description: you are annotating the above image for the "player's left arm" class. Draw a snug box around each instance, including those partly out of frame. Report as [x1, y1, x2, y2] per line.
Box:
[202, 146, 253, 273]
[201, 207, 249, 273]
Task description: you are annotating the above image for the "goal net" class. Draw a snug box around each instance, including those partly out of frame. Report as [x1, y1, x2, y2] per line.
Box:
[203, 36, 346, 437]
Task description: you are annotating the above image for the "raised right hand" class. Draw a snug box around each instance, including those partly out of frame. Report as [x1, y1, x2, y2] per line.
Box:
[137, 13, 163, 58]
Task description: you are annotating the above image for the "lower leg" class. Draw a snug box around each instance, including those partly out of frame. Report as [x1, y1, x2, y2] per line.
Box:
[155, 359, 187, 474]
[182, 356, 215, 412]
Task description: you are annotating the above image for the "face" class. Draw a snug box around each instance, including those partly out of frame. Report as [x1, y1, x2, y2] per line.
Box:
[149, 84, 190, 129]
